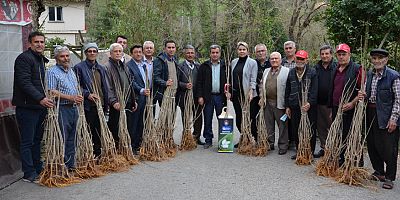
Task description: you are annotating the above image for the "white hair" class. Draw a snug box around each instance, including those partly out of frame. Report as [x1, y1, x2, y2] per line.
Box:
[110, 43, 123, 52]
[270, 51, 282, 59]
[254, 43, 267, 53]
[53, 46, 70, 58]
[143, 41, 154, 48]
[284, 41, 296, 48]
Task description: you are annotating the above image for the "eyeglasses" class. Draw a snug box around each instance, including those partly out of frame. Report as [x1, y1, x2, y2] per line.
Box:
[87, 50, 98, 53]
[285, 47, 293, 50]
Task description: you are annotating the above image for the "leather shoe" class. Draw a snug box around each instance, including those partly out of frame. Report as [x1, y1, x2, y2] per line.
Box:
[313, 149, 324, 158]
[197, 139, 205, 145]
[278, 149, 287, 155]
[269, 145, 275, 151]
[204, 143, 212, 149]
[234, 143, 239, 148]
[291, 154, 297, 160]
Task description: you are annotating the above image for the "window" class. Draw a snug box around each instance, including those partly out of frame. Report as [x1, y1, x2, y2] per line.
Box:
[48, 6, 63, 22]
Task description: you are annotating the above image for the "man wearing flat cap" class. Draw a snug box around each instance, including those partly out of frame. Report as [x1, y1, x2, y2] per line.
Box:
[74, 43, 109, 157]
[328, 43, 363, 166]
[284, 50, 317, 160]
[359, 49, 400, 189]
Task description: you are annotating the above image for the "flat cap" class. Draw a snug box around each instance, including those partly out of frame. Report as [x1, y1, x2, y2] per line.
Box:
[370, 48, 389, 57]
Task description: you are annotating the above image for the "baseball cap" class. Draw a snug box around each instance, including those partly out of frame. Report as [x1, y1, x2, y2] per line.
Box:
[295, 50, 308, 59]
[336, 43, 350, 53]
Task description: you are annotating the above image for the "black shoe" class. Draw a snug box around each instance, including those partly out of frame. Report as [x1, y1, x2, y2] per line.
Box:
[269, 145, 275, 151]
[313, 149, 325, 158]
[204, 143, 212, 149]
[22, 174, 39, 183]
[234, 143, 239, 148]
[278, 149, 287, 155]
[197, 139, 205, 145]
[291, 154, 297, 160]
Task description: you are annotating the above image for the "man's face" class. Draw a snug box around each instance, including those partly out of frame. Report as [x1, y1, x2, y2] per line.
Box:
[269, 53, 281, 68]
[85, 48, 98, 62]
[210, 48, 221, 62]
[143, 44, 154, 58]
[164, 42, 176, 57]
[336, 51, 350, 66]
[295, 57, 307, 68]
[56, 51, 70, 69]
[30, 36, 45, 54]
[284, 44, 296, 57]
[255, 46, 267, 61]
[185, 48, 195, 62]
[371, 55, 388, 70]
[116, 37, 128, 50]
[131, 47, 143, 62]
[237, 45, 248, 58]
[110, 46, 123, 61]
[320, 49, 333, 63]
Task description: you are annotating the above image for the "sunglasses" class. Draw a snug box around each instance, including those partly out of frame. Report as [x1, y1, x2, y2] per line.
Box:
[86, 50, 98, 53]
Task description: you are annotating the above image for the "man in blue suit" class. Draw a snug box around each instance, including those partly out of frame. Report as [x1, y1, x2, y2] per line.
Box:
[127, 45, 150, 153]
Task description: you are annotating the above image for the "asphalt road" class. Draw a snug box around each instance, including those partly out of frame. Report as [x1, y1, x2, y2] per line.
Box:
[1, 103, 399, 200]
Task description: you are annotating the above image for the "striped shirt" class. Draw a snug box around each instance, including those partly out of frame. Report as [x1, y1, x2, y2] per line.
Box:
[369, 69, 400, 122]
[47, 64, 79, 105]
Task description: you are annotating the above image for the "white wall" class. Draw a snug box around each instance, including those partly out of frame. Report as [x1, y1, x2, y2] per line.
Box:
[39, 1, 86, 45]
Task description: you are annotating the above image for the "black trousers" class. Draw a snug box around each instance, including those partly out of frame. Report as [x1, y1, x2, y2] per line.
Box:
[289, 105, 317, 153]
[108, 103, 134, 149]
[179, 100, 203, 140]
[332, 106, 362, 165]
[85, 106, 103, 157]
[366, 107, 400, 181]
[232, 92, 259, 140]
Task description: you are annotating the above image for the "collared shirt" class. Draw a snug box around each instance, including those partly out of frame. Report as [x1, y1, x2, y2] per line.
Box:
[211, 61, 220, 93]
[143, 56, 153, 88]
[282, 58, 296, 69]
[369, 69, 400, 122]
[186, 60, 194, 70]
[47, 64, 79, 105]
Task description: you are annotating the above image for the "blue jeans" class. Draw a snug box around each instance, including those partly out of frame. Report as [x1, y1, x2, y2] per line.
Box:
[58, 105, 78, 169]
[16, 107, 47, 179]
[203, 94, 224, 143]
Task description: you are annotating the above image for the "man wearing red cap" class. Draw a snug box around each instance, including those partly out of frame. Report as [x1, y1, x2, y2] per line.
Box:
[284, 50, 318, 160]
[328, 43, 363, 166]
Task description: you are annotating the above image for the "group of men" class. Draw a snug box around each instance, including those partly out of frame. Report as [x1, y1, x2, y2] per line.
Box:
[13, 31, 399, 189]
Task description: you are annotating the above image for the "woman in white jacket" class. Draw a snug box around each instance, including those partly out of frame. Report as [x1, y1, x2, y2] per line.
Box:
[228, 42, 258, 146]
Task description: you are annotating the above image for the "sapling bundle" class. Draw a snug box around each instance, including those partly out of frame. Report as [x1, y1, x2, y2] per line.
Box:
[316, 81, 355, 177]
[74, 85, 104, 179]
[336, 69, 370, 186]
[179, 77, 197, 151]
[92, 80, 127, 172]
[237, 90, 256, 156]
[112, 71, 138, 165]
[296, 80, 313, 165]
[140, 72, 167, 161]
[157, 87, 178, 157]
[253, 99, 269, 156]
[39, 94, 80, 187]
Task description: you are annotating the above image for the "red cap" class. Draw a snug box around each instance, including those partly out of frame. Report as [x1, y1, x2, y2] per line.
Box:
[336, 43, 350, 53]
[295, 50, 308, 59]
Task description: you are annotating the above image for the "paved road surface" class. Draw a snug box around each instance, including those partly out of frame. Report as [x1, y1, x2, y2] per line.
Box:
[1, 103, 399, 200]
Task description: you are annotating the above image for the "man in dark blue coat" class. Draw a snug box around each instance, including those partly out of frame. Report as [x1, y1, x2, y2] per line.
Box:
[74, 43, 109, 157]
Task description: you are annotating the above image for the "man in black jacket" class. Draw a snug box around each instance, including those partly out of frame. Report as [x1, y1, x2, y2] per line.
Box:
[177, 45, 204, 145]
[196, 45, 227, 149]
[153, 40, 180, 105]
[12, 31, 53, 183]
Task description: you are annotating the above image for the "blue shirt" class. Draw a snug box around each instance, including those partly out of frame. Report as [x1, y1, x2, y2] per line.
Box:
[47, 64, 79, 105]
[211, 62, 220, 93]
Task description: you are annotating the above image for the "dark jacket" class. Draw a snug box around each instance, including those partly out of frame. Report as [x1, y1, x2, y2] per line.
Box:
[255, 58, 271, 96]
[366, 66, 400, 128]
[104, 57, 136, 108]
[74, 59, 109, 112]
[315, 60, 337, 105]
[285, 65, 318, 107]
[12, 48, 49, 109]
[127, 59, 148, 107]
[177, 60, 200, 107]
[196, 60, 227, 105]
[327, 60, 361, 107]
[153, 52, 180, 101]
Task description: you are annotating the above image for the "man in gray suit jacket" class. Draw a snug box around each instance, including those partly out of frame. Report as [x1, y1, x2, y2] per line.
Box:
[177, 45, 204, 145]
